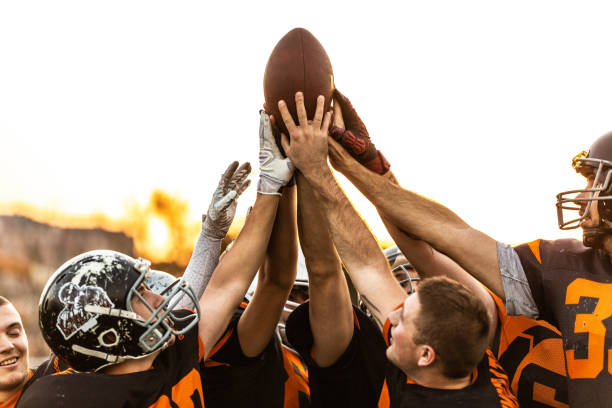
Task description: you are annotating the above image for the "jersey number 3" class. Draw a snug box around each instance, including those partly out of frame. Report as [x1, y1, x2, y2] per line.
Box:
[565, 279, 612, 378]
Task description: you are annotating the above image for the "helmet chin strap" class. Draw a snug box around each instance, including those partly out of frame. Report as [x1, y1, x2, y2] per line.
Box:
[582, 227, 606, 248]
[583, 217, 612, 249]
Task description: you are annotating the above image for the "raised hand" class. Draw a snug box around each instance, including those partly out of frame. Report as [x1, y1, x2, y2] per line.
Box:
[330, 90, 390, 175]
[278, 92, 332, 177]
[203, 161, 251, 239]
[258, 111, 295, 195]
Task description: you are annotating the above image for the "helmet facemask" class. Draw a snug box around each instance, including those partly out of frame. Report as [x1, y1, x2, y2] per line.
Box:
[393, 264, 421, 295]
[556, 151, 612, 247]
[125, 259, 200, 354]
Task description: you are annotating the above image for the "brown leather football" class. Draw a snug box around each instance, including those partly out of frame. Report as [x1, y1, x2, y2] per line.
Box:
[263, 28, 335, 137]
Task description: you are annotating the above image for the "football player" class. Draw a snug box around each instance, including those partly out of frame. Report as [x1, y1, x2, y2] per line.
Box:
[279, 92, 517, 407]
[17, 112, 296, 407]
[389, 237, 568, 407]
[326, 89, 599, 406]
[0, 296, 29, 408]
[4, 159, 249, 408]
[200, 113, 310, 407]
[0, 296, 68, 408]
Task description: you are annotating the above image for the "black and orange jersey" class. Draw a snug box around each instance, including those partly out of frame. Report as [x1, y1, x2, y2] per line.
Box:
[285, 302, 388, 408]
[513, 238, 612, 407]
[202, 303, 310, 408]
[16, 310, 205, 408]
[381, 315, 519, 408]
[488, 289, 569, 407]
[286, 301, 516, 407]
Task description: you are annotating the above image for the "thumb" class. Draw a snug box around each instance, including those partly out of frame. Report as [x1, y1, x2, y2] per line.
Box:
[333, 89, 360, 131]
[214, 190, 237, 213]
[280, 133, 290, 156]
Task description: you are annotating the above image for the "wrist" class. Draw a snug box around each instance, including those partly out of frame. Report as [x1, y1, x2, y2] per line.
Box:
[301, 165, 334, 191]
[257, 175, 284, 195]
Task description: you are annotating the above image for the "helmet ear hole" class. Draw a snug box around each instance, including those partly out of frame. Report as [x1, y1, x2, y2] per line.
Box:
[99, 329, 120, 347]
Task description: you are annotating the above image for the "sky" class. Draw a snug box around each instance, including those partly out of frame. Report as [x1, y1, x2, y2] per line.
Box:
[2, 0, 612, 250]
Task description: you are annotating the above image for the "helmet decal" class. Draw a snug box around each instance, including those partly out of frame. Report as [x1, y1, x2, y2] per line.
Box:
[56, 282, 114, 340]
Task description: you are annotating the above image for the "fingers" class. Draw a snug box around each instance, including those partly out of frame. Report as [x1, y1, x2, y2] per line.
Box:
[332, 89, 356, 126]
[235, 179, 251, 197]
[332, 98, 345, 129]
[280, 133, 290, 156]
[321, 110, 332, 133]
[233, 162, 252, 180]
[220, 161, 239, 187]
[259, 111, 269, 146]
[278, 99, 297, 135]
[269, 114, 277, 130]
[313, 95, 324, 128]
[228, 161, 252, 190]
[214, 190, 238, 213]
[295, 92, 308, 126]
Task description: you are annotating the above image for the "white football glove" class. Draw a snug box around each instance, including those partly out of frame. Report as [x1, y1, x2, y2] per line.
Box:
[203, 161, 251, 239]
[258, 111, 295, 195]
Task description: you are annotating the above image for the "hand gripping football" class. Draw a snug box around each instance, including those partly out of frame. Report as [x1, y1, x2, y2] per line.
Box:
[263, 28, 335, 137]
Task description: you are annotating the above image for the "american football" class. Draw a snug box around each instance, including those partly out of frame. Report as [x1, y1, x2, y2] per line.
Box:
[263, 27, 335, 136]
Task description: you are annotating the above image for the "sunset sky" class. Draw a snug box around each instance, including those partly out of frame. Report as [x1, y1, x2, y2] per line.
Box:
[2, 0, 612, 258]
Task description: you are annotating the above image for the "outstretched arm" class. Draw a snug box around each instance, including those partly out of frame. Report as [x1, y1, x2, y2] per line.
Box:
[378, 180, 498, 343]
[279, 93, 406, 325]
[237, 183, 298, 357]
[178, 161, 251, 309]
[296, 171, 354, 366]
[327, 92, 502, 298]
[198, 193, 279, 358]
[198, 112, 294, 358]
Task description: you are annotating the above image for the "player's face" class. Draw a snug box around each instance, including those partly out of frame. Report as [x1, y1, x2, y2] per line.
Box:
[131, 284, 176, 345]
[0, 304, 29, 399]
[131, 284, 166, 321]
[393, 267, 420, 295]
[386, 293, 421, 375]
[577, 177, 601, 228]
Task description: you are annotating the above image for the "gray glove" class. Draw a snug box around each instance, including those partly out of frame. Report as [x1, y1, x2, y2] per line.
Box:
[203, 161, 251, 240]
[258, 111, 294, 195]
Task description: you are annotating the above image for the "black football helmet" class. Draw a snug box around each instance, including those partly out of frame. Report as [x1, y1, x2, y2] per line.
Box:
[39, 250, 200, 372]
[556, 131, 612, 247]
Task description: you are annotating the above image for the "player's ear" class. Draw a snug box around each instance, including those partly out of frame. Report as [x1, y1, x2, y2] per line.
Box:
[417, 345, 436, 367]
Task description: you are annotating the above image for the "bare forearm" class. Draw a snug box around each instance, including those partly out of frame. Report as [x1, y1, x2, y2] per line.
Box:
[296, 172, 342, 275]
[238, 187, 298, 357]
[261, 185, 298, 290]
[304, 167, 405, 323]
[296, 171, 353, 366]
[199, 193, 279, 355]
[344, 162, 503, 296]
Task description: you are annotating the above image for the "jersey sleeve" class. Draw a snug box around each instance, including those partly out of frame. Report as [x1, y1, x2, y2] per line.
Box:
[285, 302, 388, 407]
[205, 304, 266, 366]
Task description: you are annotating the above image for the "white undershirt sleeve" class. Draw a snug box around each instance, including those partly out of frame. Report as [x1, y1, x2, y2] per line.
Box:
[176, 229, 222, 309]
[497, 241, 540, 319]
